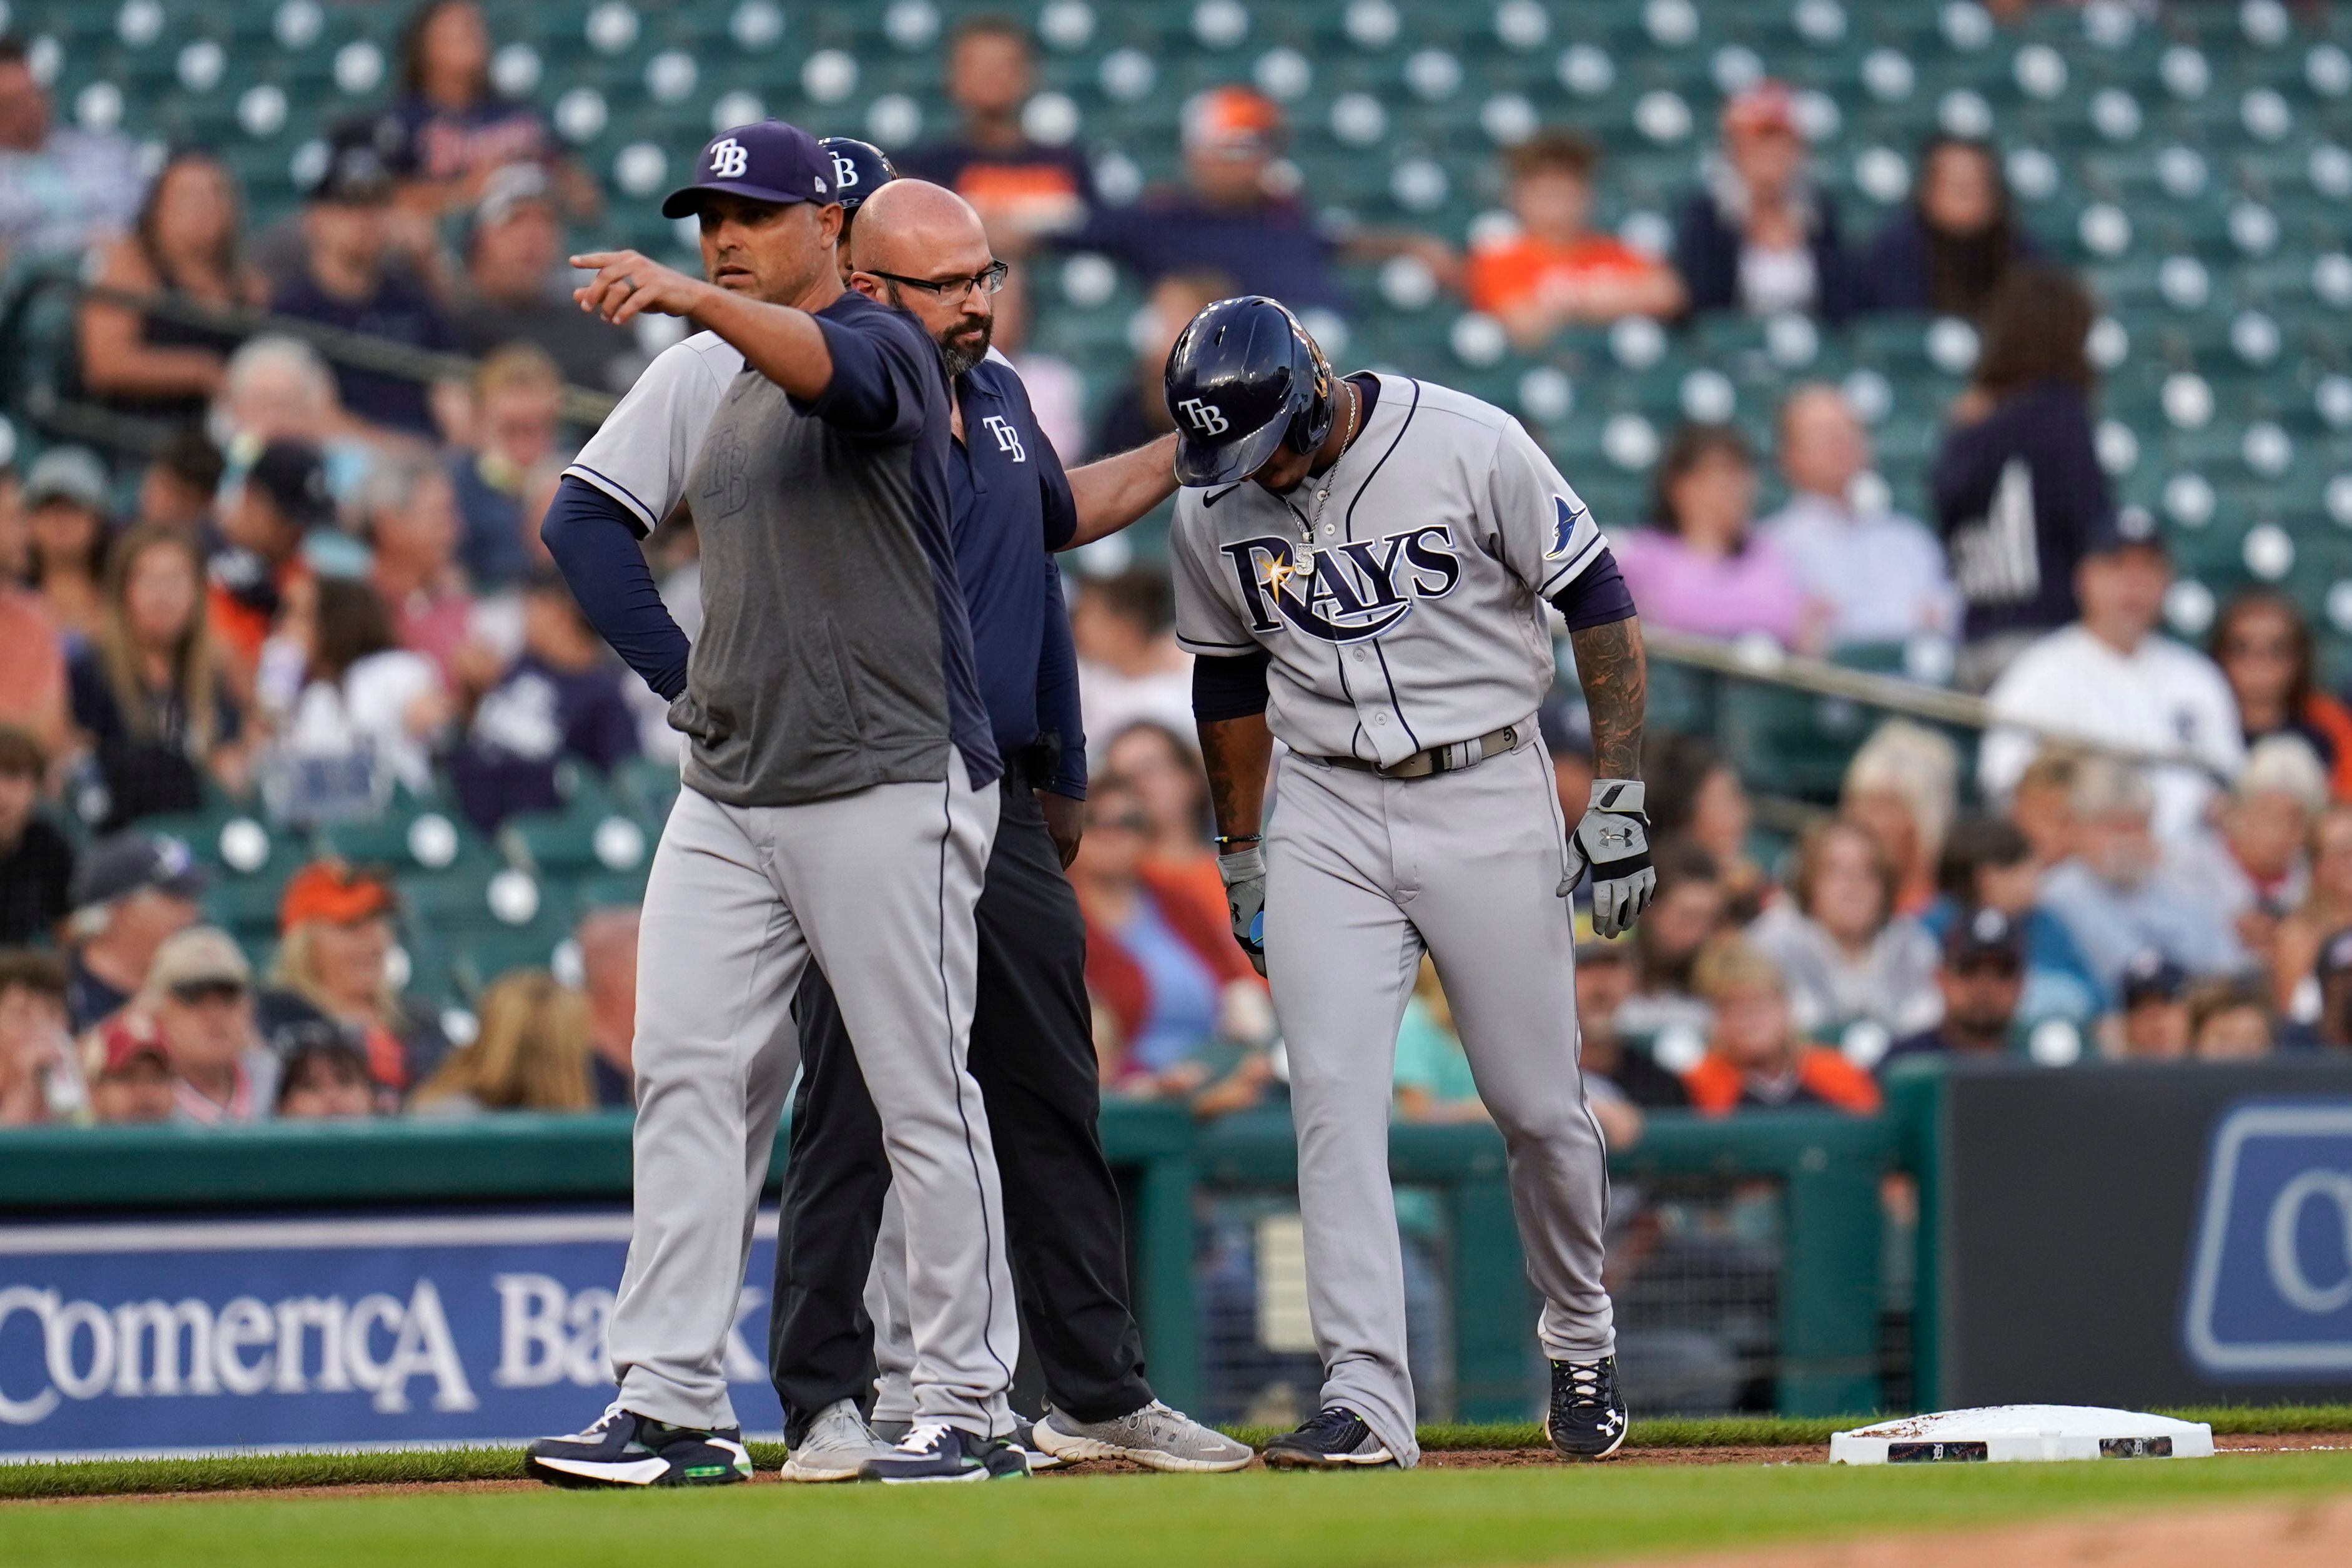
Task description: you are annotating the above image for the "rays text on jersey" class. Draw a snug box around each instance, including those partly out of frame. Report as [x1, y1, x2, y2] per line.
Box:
[1220, 525, 1463, 644]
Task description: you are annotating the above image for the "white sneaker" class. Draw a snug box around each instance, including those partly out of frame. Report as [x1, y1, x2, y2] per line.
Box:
[780, 1399, 896, 1482]
[1032, 1401, 1256, 1472]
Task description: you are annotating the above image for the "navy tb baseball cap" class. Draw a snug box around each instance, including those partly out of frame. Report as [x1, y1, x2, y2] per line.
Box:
[662, 121, 834, 219]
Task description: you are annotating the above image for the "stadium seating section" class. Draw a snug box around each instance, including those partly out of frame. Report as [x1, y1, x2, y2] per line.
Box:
[6, 0, 2352, 1005]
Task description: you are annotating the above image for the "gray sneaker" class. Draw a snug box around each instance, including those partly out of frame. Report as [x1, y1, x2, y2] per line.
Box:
[780, 1399, 896, 1482]
[1032, 1400, 1255, 1472]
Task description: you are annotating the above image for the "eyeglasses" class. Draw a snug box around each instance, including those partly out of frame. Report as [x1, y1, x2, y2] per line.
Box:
[863, 260, 1010, 300]
[169, 979, 247, 1006]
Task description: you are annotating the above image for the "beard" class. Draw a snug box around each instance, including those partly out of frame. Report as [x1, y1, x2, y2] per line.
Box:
[937, 315, 993, 378]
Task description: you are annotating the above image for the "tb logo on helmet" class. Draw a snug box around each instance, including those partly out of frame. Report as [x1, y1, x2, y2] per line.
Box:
[708, 139, 749, 179]
[1177, 398, 1230, 436]
[829, 152, 861, 190]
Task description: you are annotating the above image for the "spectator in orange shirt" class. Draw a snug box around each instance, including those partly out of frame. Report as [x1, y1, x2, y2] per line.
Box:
[0, 472, 69, 757]
[1681, 934, 1881, 1116]
[207, 438, 332, 677]
[1468, 132, 1684, 347]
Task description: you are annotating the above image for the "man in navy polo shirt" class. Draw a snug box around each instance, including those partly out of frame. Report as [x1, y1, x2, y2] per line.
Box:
[769, 178, 1254, 1479]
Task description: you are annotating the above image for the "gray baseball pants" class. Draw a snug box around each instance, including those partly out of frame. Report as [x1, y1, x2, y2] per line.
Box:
[606, 770, 1018, 1437]
[1262, 730, 1616, 1468]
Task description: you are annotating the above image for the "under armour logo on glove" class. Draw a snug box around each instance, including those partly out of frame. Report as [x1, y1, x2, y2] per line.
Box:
[1562, 779, 1656, 940]
[1218, 846, 1268, 978]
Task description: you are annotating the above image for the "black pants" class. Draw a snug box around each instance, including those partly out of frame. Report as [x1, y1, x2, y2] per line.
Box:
[769, 777, 1153, 1442]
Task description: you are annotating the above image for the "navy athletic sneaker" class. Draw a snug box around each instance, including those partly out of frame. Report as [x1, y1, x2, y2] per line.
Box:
[1546, 1356, 1629, 1460]
[525, 1402, 753, 1487]
[859, 1422, 1030, 1483]
[1261, 1406, 1396, 1469]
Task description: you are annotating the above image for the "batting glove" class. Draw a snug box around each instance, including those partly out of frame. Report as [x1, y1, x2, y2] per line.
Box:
[1218, 846, 1268, 978]
[1563, 779, 1655, 940]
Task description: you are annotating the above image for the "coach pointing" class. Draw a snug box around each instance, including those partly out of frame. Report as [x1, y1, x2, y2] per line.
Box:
[523, 122, 1023, 1486]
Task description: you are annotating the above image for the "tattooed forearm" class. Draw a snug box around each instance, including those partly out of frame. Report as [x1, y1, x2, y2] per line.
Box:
[1570, 615, 1648, 781]
[1197, 713, 1275, 840]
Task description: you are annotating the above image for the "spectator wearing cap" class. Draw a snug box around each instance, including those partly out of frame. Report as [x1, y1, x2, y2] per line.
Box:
[1979, 514, 2243, 844]
[1673, 82, 1862, 323]
[377, 1, 595, 222]
[2210, 591, 2352, 804]
[1761, 385, 1959, 648]
[269, 130, 461, 439]
[1933, 264, 2115, 686]
[81, 1010, 177, 1124]
[69, 525, 248, 831]
[1923, 815, 2101, 1027]
[260, 861, 446, 1098]
[576, 905, 638, 1108]
[445, 571, 639, 833]
[899, 15, 1095, 249]
[2038, 759, 2244, 998]
[1072, 85, 1456, 318]
[412, 968, 593, 1115]
[141, 924, 275, 1123]
[2116, 952, 2191, 1060]
[451, 164, 637, 394]
[274, 1024, 380, 1118]
[1682, 935, 1882, 1115]
[2167, 735, 2327, 985]
[134, 425, 227, 537]
[447, 342, 570, 592]
[77, 148, 262, 428]
[1879, 908, 2028, 1073]
[1747, 819, 1941, 1038]
[61, 830, 207, 1031]
[1616, 839, 1729, 1040]
[23, 446, 113, 645]
[0, 725, 69, 945]
[2187, 978, 2272, 1061]
[0, 478, 67, 756]
[1861, 136, 2037, 320]
[0, 948, 76, 1124]
[1087, 269, 1235, 461]
[0, 32, 141, 267]
[1469, 132, 1684, 345]
[1614, 423, 1814, 649]
[1573, 934, 1689, 1110]
[2285, 928, 2352, 1052]
[208, 438, 334, 673]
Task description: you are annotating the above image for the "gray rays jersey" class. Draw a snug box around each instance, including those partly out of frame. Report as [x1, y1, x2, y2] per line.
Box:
[1169, 372, 1605, 766]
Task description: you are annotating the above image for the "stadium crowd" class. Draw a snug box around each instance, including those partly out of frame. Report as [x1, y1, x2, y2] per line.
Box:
[0, 1, 2343, 1139]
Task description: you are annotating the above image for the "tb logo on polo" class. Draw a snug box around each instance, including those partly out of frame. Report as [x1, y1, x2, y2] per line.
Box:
[1178, 398, 1228, 436]
[1220, 524, 1463, 644]
[979, 415, 1027, 463]
[708, 139, 749, 179]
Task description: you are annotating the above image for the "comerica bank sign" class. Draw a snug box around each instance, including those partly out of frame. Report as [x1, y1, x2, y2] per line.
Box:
[0, 1213, 781, 1457]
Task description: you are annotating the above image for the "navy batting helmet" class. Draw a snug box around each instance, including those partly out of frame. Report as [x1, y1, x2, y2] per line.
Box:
[816, 136, 896, 210]
[1162, 295, 1334, 486]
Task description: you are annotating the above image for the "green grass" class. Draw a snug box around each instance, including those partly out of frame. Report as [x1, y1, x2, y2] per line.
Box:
[12, 1449, 2352, 1568]
[8, 1406, 2350, 1502]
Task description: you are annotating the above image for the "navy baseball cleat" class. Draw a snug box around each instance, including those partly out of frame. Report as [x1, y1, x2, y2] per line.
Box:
[1261, 1406, 1396, 1469]
[1546, 1356, 1629, 1460]
[859, 1423, 1030, 1483]
[525, 1402, 753, 1487]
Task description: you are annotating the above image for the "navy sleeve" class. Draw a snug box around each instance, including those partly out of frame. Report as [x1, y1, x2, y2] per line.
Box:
[795, 303, 935, 443]
[1549, 546, 1637, 631]
[1192, 648, 1272, 721]
[1036, 563, 1086, 798]
[540, 477, 694, 702]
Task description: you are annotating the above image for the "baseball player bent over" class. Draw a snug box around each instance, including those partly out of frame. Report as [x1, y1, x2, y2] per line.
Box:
[522, 122, 1023, 1486]
[1163, 296, 1655, 1469]
[764, 146, 1249, 1477]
